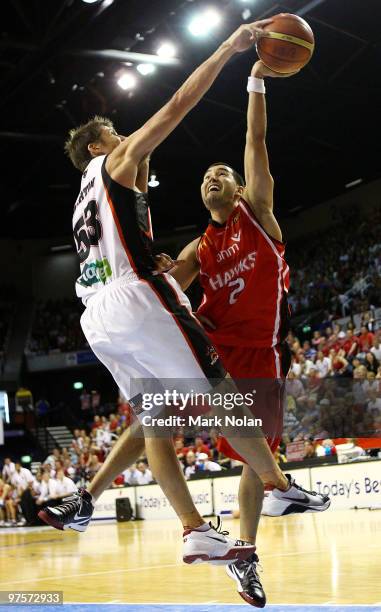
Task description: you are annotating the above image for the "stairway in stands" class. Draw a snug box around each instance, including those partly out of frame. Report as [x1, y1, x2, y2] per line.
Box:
[46, 425, 74, 450]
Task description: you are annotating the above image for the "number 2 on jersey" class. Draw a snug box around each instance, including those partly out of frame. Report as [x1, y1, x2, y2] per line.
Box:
[73, 200, 102, 263]
[228, 277, 245, 304]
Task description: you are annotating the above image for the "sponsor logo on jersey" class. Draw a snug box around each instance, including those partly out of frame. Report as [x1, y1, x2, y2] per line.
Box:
[78, 257, 112, 287]
[209, 251, 257, 291]
[216, 242, 239, 262]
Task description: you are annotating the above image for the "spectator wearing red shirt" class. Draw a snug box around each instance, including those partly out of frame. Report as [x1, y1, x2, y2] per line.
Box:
[194, 436, 211, 458]
[174, 437, 191, 461]
[342, 329, 360, 357]
[91, 415, 102, 430]
[358, 326, 375, 351]
[108, 414, 119, 432]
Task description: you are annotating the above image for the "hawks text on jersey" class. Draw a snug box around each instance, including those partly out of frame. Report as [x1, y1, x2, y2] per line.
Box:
[197, 198, 290, 349]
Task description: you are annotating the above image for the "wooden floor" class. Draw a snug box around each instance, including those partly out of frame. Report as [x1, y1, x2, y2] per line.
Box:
[0, 509, 381, 606]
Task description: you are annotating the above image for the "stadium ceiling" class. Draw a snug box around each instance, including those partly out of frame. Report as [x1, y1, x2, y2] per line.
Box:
[1, 0, 380, 240]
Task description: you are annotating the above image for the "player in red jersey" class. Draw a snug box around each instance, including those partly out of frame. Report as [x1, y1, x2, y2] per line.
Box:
[171, 60, 330, 606]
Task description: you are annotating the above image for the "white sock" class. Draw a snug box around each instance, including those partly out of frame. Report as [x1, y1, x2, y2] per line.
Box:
[194, 523, 210, 531]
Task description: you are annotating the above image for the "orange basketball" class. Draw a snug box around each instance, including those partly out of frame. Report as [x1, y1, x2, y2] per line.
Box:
[257, 13, 315, 74]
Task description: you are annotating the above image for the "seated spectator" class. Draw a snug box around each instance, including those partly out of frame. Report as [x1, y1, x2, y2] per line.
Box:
[342, 329, 359, 357]
[315, 439, 337, 457]
[331, 350, 349, 377]
[196, 453, 222, 473]
[174, 437, 191, 463]
[92, 415, 102, 430]
[194, 436, 211, 458]
[0, 478, 12, 525]
[49, 469, 77, 499]
[10, 462, 35, 493]
[86, 455, 103, 481]
[304, 440, 315, 459]
[358, 326, 374, 352]
[44, 448, 61, 468]
[35, 472, 54, 507]
[286, 372, 305, 399]
[184, 451, 197, 480]
[365, 351, 379, 374]
[314, 350, 331, 378]
[123, 461, 153, 485]
[312, 331, 324, 348]
[2, 458, 15, 484]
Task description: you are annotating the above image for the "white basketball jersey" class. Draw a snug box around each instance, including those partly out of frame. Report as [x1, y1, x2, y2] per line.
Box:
[72, 155, 155, 304]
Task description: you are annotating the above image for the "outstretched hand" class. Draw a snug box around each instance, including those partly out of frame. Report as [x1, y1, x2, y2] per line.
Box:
[153, 253, 182, 274]
[251, 59, 300, 78]
[226, 19, 273, 53]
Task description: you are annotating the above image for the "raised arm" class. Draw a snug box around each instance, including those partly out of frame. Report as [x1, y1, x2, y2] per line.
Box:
[243, 60, 298, 241]
[135, 155, 150, 193]
[107, 21, 273, 188]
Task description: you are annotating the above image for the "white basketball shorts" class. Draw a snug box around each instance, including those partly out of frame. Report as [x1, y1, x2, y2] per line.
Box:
[80, 273, 226, 407]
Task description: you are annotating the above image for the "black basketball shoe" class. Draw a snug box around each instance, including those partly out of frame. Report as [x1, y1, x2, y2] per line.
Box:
[38, 488, 94, 532]
[226, 551, 266, 608]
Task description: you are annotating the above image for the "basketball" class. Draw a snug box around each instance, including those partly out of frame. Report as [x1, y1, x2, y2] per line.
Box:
[257, 13, 315, 74]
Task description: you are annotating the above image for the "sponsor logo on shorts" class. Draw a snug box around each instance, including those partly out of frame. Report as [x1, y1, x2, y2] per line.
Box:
[78, 257, 112, 287]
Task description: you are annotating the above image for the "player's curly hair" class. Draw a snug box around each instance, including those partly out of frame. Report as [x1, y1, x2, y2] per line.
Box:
[64, 115, 114, 172]
[207, 162, 245, 187]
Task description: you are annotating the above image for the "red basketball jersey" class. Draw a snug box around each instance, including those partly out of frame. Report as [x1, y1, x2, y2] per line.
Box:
[197, 198, 290, 348]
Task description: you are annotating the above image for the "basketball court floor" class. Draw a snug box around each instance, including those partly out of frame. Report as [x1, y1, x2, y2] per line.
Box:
[1, 509, 380, 611]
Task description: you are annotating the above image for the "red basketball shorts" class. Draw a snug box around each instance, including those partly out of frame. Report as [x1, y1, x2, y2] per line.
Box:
[215, 342, 291, 461]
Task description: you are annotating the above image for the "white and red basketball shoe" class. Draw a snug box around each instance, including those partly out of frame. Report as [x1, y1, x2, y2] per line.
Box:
[183, 517, 256, 565]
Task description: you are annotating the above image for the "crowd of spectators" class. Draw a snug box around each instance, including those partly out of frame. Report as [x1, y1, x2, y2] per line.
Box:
[21, 207, 381, 355]
[26, 299, 88, 355]
[287, 207, 381, 317]
[283, 316, 381, 459]
[0, 400, 234, 526]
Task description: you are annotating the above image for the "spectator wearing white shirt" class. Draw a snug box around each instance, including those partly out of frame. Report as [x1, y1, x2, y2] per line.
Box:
[371, 337, 381, 362]
[11, 463, 35, 493]
[123, 462, 153, 486]
[49, 470, 77, 499]
[36, 472, 53, 506]
[315, 351, 332, 378]
[44, 448, 61, 468]
[197, 453, 222, 473]
[2, 458, 15, 483]
[184, 451, 197, 480]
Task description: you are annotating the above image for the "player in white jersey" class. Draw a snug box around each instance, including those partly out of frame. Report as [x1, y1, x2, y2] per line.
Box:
[39, 20, 301, 566]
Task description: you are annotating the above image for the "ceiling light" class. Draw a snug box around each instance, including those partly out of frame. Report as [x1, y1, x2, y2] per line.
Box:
[148, 173, 160, 188]
[156, 42, 176, 58]
[117, 73, 137, 90]
[81, 0, 100, 4]
[188, 9, 221, 37]
[137, 63, 156, 76]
